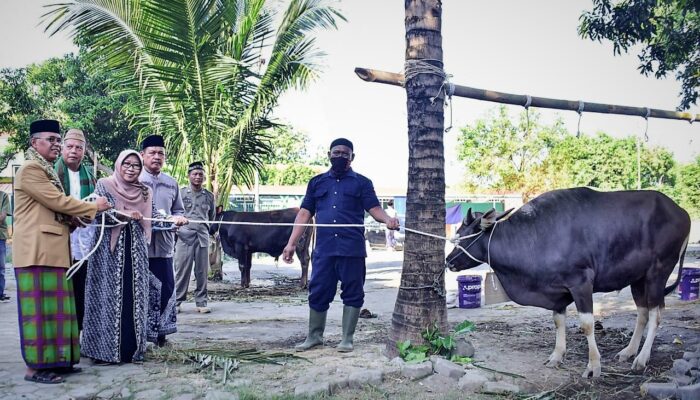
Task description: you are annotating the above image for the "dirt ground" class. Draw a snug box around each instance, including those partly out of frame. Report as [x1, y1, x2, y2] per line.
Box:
[160, 250, 700, 400]
[1, 249, 698, 400]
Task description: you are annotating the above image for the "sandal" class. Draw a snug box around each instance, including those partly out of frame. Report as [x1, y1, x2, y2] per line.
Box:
[52, 366, 83, 374]
[24, 371, 64, 384]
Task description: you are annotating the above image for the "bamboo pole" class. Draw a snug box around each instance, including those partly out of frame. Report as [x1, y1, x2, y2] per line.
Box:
[354, 67, 700, 123]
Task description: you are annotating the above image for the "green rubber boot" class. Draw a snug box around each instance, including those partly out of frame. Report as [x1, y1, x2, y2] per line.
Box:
[337, 306, 361, 352]
[295, 309, 327, 352]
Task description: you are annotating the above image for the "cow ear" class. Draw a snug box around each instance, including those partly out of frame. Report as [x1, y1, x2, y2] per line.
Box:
[480, 208, 497, 230]
[463, 208, 474, 225]
[496, 208, 514, 222]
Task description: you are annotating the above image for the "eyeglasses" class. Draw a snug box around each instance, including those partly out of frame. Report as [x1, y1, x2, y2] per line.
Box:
[36, 136, 62, 145]
[121, 162, 142, 171]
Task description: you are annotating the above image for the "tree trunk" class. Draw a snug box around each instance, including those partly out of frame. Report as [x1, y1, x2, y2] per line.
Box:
[388, 0, 447, 356]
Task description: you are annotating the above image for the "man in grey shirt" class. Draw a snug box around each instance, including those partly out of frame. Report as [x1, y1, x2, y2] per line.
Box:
[139, 134, 188, 347]
[174, 161, 215, 314]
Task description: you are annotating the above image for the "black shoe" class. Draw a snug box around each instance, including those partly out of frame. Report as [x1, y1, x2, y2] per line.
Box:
[0, 295, 10, 302]
[156, 336, 170, 348]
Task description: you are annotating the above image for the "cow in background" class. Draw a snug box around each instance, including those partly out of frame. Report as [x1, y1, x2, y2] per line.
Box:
[211, 208, 313, 288]
[445, 187, 690, 378]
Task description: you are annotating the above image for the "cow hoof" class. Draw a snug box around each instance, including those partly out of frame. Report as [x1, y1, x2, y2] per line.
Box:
[545, 357, 561, 368]
[545, 353, 563, 368]
[615, 348, 635, 362]
[631, 354, 649, 371]
[582, 362, 601, 378]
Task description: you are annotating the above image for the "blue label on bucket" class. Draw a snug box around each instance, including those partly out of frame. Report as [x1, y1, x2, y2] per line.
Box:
[457, 275, 481, 308]
[679, 268, 700, 301]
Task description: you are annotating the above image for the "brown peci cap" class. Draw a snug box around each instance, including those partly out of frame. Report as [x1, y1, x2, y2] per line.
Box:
[64, 128, 86, 143]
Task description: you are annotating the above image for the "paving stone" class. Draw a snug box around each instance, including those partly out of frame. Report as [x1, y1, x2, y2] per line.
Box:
[433, 357, 466, 380]
[482, 381, 521, 394]
[294, 381, 330, 397]
[134, 388, 166, 400]
[457, 370, 489, 392]
[205, 390, 237, 400]
[453, 337, 475, 358]
[329, 377, 349, 394]
[673, 359, 694, 376]
[96, 387, 120, 399]
[171, 394, 199, 400]
[389, 357, 405, 367]
[678, 383, 700, 400]
[683, 351, 700, 360]
[673, 375, 694, 386]
[420, 373, 456, 393]
[641, 382, 679, 399]
[401, 361, 433, 380]
[347, 369, 383, 388]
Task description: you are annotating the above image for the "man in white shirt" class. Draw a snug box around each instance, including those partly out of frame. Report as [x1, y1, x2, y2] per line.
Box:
[54, 128, 97, 332]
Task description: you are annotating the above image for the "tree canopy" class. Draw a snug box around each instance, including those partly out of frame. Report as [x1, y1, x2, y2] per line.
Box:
[0, 53, 137, 170]
[457, 106, 568, 201]
[457, 106, 692, 214]
[579, 0, 700, 110]
[259, 125, 325, 185]
[45, 0, 344, 204]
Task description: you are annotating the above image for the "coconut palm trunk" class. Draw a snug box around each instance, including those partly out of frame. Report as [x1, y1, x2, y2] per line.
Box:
[388, 0, 447, 354]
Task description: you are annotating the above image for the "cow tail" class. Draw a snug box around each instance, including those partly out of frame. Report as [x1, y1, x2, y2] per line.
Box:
[664, 234, 689, 296]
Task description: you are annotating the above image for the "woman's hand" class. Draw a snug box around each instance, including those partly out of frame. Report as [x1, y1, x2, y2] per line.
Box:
[130, 211, 143, 221]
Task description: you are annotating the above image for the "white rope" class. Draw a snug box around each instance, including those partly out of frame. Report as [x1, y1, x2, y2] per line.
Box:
[404, 59, 454, 132]
[66, 213, 111, 280]
[643, 107, 651, 142]
[576, 100, 585, 137]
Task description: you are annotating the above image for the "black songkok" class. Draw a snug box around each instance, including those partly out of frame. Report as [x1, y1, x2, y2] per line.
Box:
[329, 138, 353, 151]
[188, 161, 205, 173]
[141, 134, 165, 149]
[30, 119, 60, 136]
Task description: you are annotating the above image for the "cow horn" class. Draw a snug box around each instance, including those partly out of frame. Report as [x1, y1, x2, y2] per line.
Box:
[463, 208, 474, 225]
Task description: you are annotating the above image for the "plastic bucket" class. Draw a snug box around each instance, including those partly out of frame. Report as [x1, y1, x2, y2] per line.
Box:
[679, 267, 700, 301]
[457, 275, 481, 308]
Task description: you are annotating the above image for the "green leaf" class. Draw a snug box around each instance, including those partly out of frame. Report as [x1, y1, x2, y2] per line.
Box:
[450, 355, 473, 365]
[454, 320, 476, 336]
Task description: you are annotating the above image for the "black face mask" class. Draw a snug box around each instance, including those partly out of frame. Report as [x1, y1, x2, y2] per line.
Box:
[330, 157, 349, 174]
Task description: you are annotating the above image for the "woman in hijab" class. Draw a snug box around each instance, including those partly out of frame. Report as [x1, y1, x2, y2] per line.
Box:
[81, 150, 156, 364]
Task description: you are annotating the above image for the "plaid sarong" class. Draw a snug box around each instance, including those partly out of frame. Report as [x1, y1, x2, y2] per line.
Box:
[15, 266, 80, 369]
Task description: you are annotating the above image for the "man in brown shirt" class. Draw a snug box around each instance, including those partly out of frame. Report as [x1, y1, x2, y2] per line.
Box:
[13, 119, 110, 384]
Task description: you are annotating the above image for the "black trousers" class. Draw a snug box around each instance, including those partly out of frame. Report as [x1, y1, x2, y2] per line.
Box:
[71, 260, 88, 332]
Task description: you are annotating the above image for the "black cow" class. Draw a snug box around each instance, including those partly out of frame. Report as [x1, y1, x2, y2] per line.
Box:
[445, 188, 690, 378]
[211, 208, 313, 288]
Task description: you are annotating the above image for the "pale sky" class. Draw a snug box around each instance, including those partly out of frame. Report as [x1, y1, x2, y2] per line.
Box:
[1, 0, 698, 189]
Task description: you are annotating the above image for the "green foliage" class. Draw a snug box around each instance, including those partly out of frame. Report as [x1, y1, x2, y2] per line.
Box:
[258, 125, 325, 185]
[547, 132, 677, 191]
[397, 320, 476, 364]
[45, 0, 344, 204]
[579, 0, 700, 110]
[675, 155, 700, 217]
[457, 106, 568, 201]
[453, 320, 476, 335]
[458, 107, 682, 206]
[0, 53, 137, 170]
[260, 163, 319, 185]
